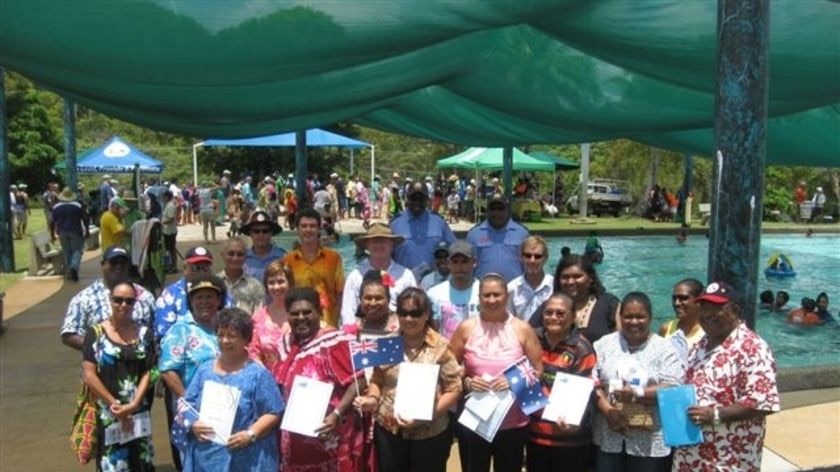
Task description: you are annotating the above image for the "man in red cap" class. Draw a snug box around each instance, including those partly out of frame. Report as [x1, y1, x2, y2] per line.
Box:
[674, 281, 780, 472]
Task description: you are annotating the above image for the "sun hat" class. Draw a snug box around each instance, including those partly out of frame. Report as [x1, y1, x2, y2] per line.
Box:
[696, 281, 736, 305]
[18, 183, 28, 189]
[240, 210, 283, 235]
[184, 246, 213, 264]
[57, 186, 78, 202]
[102, 245, 130, 262]
[223, 169, 231, 175]
[10, 184, 17, 190]
[354, 222, 405, 249]
[187, 279, 223, 295]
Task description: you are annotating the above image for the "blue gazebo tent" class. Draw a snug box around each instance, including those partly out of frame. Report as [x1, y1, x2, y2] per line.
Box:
[57, 136, 164, 174]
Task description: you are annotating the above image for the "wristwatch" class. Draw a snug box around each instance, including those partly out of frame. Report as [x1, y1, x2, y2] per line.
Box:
[713, 407, 722, 425]
[246, 429, 257, 443]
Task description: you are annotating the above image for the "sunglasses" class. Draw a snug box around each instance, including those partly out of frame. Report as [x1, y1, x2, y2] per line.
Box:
[397, 308, 426, 318]
[111, 296, 137, 306]
[522, 252, 544, 260]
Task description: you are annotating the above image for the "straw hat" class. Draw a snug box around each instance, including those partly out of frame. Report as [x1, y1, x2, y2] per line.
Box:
[240, 210, 282, 235]
[121, 190, 138, 201]
[354, 222, 405, 249]
[57, 186, 78, 202]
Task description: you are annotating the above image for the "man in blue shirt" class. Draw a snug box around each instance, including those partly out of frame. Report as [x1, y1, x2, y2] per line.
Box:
[50, 187, 89, 281]
[240, 210, 286, 281]
[466, 194, 530, 282]
[390, 182, 456, 278]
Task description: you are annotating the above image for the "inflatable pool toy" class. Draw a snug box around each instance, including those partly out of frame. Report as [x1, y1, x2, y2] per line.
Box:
[765, 252, 797, 279]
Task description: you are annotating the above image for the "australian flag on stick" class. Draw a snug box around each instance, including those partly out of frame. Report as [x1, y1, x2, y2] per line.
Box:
[171, 397, 200, 454]
[349, 336, 404, 370]
[503, 356, 548, 415]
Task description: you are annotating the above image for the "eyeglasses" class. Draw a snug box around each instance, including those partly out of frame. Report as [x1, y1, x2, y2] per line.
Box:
[522, 252, 544, 260]
[250, 228, 272, 234]
[111, 296, 137, 306]
[397, 308, 426, 318]
[543, 309, 566, 317]
[226, 251, 245, 257]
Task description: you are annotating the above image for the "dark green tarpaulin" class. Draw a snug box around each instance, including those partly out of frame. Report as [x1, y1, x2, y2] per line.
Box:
[0, 1, 837, 166]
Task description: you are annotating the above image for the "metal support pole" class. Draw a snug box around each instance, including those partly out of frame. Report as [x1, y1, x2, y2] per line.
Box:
[370, 146, 375, 189]
[502, 147, 513, 201]
[708, 0, 769, 330]
[0, 67, 14, 273]
[63, 99, 77, 191]
[578, 143, 590, 218]
[349, 148, 354, 176]
[295, 130, 308, 208]
[192, 143, 200, 187]
[681, 154, 694, 225]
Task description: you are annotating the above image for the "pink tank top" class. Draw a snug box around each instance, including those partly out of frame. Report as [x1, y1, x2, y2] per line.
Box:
[463, 316, 528, 430]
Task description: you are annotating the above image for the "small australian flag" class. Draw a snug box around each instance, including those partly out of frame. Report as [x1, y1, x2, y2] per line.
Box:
[503, 356, 548, 415]
[350, 336, 404, 370]
[171, 397, 200, 454]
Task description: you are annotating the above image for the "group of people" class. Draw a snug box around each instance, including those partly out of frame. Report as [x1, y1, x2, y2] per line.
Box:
[794, 181, 828, 223]
[760, 289, 834, 326]
[60, 184, 785, 472]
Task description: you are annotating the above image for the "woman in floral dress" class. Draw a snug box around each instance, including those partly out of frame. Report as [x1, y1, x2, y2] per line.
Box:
[82, 281, 155, 471]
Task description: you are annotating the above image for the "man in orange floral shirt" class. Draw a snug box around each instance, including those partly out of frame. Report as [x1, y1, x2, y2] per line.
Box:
[283, 207, 345, 327]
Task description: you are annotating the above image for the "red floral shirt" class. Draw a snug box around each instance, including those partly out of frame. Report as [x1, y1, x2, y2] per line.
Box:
[672, 323, 780, 472]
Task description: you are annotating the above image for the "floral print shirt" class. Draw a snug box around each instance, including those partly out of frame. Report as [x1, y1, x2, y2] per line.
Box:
[672, 323, 780, 472]
[61, 279, 155, 337]
[158, 312, 219, 389]
[154, 277, 234, 341]
[247, 305, 290, 374]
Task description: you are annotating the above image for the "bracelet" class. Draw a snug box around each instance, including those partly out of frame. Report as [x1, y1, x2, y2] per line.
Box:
[332, 408, 343, 421]
[464, 377, 473, 392]
[713, 407, 722, 425]
[246, 429, 257, 443]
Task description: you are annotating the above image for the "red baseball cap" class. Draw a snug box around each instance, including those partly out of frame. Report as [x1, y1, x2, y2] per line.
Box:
[696, 281, 736, 305]
[184, 246, 213, 264]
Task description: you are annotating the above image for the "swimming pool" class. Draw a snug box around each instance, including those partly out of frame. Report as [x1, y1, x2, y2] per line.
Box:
[331, 233, 839, 368]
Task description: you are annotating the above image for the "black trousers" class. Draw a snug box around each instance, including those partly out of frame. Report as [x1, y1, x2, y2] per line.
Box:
[595, 448, 672, 472]
[164, 390, 183, 471]
[374, 424, 452, 472]
[526, 442, 592, 472]
[464, 425, 528, 472]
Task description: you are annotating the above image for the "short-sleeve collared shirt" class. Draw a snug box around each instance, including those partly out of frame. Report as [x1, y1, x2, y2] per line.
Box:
[99, 210, 125, 250]
[282, 246, 345, 328]
[340, 260, 417, 326]
[154, 277, 235, 341]
[244, 245, 287, 282]
[390, 210, 456, 271]
[592, 332, 684, 457]
[369, 328, 462, 439]
[507, 273, 554, 322]
[61, 279, 155, 337]
[466, 219, 529, 282]
[158, 312, 219, 388]
[217, 270, 265, 314]
[672, 323, 780, 472]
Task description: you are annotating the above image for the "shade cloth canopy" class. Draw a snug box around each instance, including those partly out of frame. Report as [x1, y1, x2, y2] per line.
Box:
[437, 147, 573, 172]
[55, 136, 163, 174]
[1, 1, 837, 166]
[527, 152, 580, 170]
[201, 128, 369, 148]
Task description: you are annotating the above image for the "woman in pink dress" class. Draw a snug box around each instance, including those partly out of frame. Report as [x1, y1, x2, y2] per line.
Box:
[275, 287, 365, 472]
[449, 273, 543, 472]
[248, 260, 295, 373]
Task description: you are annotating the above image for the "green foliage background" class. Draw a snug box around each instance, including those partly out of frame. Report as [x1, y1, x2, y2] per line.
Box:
[4, 72, 837, 217]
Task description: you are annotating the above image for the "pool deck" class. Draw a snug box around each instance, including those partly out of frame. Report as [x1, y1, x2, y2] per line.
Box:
[1, 218, 837, 471]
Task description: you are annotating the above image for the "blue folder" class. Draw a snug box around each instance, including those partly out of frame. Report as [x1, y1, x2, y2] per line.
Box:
[656, 385, 704, 447]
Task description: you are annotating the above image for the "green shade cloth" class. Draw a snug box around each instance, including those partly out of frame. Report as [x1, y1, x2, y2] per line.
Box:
[0, 1, 837, 166]
[527, 152, 579, 170]
[437, 147, 571, 171]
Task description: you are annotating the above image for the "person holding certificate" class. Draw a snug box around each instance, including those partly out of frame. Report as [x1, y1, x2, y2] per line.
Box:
[274, 287, 365, 472]
[248, 259, 295, 373]
[183, 308, 284, 471]
[81, 280, 156, 471]
[354, 287, 463, 472]
[592, 292, 683, 472]
[449, 273, 543, 472]
[528, 292, 597, 472]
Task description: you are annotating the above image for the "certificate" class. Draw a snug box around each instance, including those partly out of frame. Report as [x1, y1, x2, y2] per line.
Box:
[393, 362, 440, 421]
[103, 410, 153, 446]
[542, 372, 595, 426]
[280, 375, 334, 437]
[199, 380, 241, 445]
[458, 390, 514, 442]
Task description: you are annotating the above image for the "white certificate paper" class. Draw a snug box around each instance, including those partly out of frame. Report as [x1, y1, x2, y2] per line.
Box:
[199, 380, 241, 445]
[458, 390, 514, 442]
[393, 362, 440, 421]
[541, 372, 595, 426]
[280, 376, 334, 437]
[103, 410, 153, 446]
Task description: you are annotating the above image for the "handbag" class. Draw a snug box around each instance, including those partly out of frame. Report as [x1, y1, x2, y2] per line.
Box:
[617, 400, 655, 431]
[70, 382, 99, 464]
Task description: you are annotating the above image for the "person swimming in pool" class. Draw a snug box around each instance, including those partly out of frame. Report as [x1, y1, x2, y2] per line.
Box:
[787, 298, 823, 326]
[815, 292, 834, 322]
[759, 290, 774, 310]
[773, 291, 790, 313]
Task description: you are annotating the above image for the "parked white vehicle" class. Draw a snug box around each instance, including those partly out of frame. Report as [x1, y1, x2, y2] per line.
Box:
[566, 179, 632, 217]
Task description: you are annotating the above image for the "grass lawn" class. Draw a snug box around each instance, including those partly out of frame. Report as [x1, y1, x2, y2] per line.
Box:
[0, 211, 48, 292]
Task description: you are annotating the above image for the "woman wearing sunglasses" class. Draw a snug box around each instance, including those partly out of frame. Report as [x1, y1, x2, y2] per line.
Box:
[658, 278, 705, 359]
[354, 287, 462, 472]
[81, 281, 156, 471]
[506, 235, 554, 322]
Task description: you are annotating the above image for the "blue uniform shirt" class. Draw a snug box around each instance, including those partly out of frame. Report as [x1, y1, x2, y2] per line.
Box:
[244, 245, 287, 282]
[466, 218, 529, 282]
[391, 210, 456, 272]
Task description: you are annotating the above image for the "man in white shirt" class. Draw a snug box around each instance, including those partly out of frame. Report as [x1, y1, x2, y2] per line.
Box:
[507, 235, 554, 322]
[341, 223, 417, 325]
[427, 240, 480, 339]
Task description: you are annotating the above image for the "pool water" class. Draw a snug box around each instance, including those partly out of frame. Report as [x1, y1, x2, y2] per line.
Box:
[331, 233, 839, 368]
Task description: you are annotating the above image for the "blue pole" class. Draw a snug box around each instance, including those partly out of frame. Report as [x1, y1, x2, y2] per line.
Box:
[681, 154, 693, 225]
[708, 0, 769, 329]
[64, 99, 77, 192]
[295, 131, 308, 208]
[502, 147, 513, 201]
[0, 67, 13, 272]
